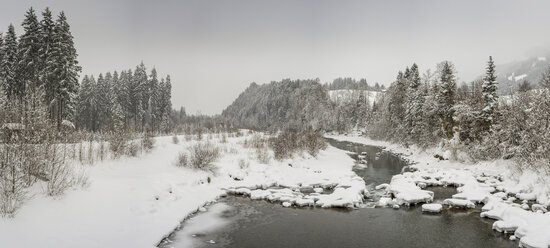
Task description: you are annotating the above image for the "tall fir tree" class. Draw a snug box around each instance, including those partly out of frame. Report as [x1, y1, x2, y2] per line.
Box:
[46, 11, 81, 128]
[437, 61, 457, 138]
[38, 8, 55, 93]
[17, 7, 41, 94]
[404, 63, 425, 143]
[1, 24, 18, 99]
[132, 63, 147, 131]
[481, 56, 498, 130]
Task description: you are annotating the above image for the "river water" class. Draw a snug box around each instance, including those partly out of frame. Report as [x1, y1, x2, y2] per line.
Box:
[159, 139, 515, 248]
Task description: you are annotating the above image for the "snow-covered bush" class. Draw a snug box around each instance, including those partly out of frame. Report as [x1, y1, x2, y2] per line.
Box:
[269, 130, 327, 160]
[109, 132, 128, 158]
[187, 142, 220, 171]
[238, 158, 250, 169]
[302, 131, 327, 157]
[126, 142, 140, 157]
[256, 147, 270, 164]
[175, 152, 188, 167]
[141, 132, 155, 153]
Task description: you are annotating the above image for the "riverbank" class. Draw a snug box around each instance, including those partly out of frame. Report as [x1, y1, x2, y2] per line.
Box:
[327, 134, 550, 248]
[0, 131, 357, 248]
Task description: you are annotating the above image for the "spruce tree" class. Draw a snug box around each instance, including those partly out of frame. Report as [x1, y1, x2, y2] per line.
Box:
[38, 8, 55, 93]
[404, 63, 424, 143]
[437, 61, 457, 138]
[481, 56, 498, 130]
[17, 7, 41, 94]
[46, 11, 81, 128]
[1, 24, 18, 99]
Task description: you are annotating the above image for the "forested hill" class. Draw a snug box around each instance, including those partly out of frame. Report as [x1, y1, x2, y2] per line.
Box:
[221, 79, 334, 131]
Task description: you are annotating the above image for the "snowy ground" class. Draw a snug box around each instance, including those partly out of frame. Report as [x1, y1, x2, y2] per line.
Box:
[0, 131, 358, 248]
[327, 134, 550, 248]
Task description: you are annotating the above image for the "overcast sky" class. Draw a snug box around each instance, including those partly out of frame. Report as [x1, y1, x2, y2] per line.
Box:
[2, 0, 550, 114]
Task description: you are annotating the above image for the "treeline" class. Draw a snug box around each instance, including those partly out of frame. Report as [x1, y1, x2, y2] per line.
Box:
[0, 7, 80, 129]
[368, 58, 550, 176]
[76, 63, 173, 133]
[325, 77, 385, 91]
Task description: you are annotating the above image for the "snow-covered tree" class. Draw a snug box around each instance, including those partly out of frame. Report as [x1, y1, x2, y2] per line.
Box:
[45, 11, 81, 128]
[404, 63, 425, 143]
[17, 8, 41, 93]
[38, 8, 55, 98]
[481, 56, 498, 130]
[436, 61, 457, 138]
[1, 25, 18, 99]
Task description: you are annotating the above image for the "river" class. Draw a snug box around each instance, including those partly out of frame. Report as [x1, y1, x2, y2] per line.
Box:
[159, 139, 516, 248]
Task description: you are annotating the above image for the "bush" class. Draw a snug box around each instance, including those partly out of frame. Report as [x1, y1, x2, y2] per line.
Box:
[176, 152, 188, 167]
[141, 132, 155, 153]
[302, 131, 327, 157]
[238, 158, 250, 169]
[109, 132, 128, 158]
[126, 142, 140, 157]
[188, 142, 220, 171]
[256, 147, 271, 164]
[269, 130, 327, 160]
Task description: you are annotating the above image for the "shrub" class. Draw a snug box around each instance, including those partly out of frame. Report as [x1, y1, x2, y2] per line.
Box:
[141, 132, 155, 153]
[126, 142, 140, 157]
[302, 131, 327, 157]
[238, 158, 250, 169]
[188, 142, 220, 171]
[176, 152, 188, 167]
[269, 130, 327, 160]
[109, 132, 128, 158]
[256, 147, 271, 164]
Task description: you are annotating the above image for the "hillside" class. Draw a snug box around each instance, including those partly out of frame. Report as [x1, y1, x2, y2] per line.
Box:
[495, 55, 549, 94]
[221, 79, 334, 131]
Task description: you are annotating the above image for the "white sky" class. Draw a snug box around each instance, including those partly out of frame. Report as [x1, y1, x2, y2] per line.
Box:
[2, 0, 550, 114]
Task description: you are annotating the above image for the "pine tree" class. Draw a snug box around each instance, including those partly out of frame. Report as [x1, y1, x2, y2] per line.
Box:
[0, 33, 4, 87]
[404, 63, 425, 143]
[0, 25, 18, 99]
[75, 75, 94, 130]
[17, 7, 41, 94]
[481, 56, 498, 130]
[131, 63, 147, 131]
[38, 8, 55, 94]
[46, 11, 81, 128]
[147, 68, 159, 132]
[437, 61, 457, 138]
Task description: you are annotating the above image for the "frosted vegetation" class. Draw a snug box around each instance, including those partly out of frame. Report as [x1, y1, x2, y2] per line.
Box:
[1, 5, 550, 248]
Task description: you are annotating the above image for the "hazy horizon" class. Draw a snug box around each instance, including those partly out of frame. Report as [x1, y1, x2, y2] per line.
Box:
[2, 0, 550, 114]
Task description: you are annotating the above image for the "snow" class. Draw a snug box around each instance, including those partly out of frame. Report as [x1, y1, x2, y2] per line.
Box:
[327, 133, 550, 248]
[422, 203, 443, 213]
[538, 56, 547, 62]
[514, 74, 527, 82]
[328, 89, 378, 106]
[161, 203, 232, 248]
[443, 198, 475, 208]
[0, 131, 360, 248]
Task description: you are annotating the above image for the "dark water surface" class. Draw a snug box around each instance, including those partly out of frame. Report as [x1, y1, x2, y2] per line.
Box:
[160, 139, 515, 248]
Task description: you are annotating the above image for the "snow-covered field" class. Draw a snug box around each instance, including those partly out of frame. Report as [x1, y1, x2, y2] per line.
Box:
[0, 131, 358, 248]
[327, 134, 550, 248]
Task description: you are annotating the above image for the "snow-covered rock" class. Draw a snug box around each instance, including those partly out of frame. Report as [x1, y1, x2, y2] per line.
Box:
[422, 203, 443, 213]
[443, 199, 475, 209]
